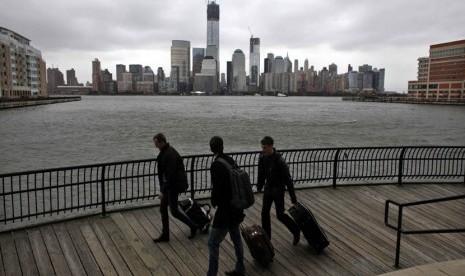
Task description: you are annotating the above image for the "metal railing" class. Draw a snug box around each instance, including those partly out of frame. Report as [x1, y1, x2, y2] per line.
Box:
[1, 146, 464, 232]
[385, 195, 465, 267]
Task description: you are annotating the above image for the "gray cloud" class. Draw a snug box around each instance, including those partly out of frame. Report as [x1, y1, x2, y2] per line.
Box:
[2, 0, 464, 92]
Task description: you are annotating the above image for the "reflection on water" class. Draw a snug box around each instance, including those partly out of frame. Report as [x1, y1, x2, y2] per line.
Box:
[0, 96, 464, 174]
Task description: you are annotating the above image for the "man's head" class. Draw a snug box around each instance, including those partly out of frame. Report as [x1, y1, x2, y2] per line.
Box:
[261, 136, 274, 156]
[210, 136, 224, 154]
[153, 133, 167, 150]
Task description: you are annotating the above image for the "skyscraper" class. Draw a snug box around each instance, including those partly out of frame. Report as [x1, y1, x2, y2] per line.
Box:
[192, 48, 205, 77]
[249, 37, 260, 88]
[92, 58, 102, 93]
[171, 40, 191, 92]
[207, 1, 220, 76]
[66, 68, 79, 86]
[232, 49, 246, 91]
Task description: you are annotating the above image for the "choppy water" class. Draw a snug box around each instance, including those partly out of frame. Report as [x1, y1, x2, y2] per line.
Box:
[0, 96, 464, 174]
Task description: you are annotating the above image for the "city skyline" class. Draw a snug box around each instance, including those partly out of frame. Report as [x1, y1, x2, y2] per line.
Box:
[2, 0, 465, 93]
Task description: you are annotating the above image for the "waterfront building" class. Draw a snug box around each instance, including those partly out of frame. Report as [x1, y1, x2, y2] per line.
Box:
[207, 1, 220, 77]
[264, 53, 274, 74]
[101, 69, 115, 93]
[92, 58, 103, 93]
[47, 68, 64, 94]
[304, 59, 309, 72]
[170, 40, 190, 92]
[192, 48, 205, 77]
[408, 39, 465, 100]
[0, 26, 47, 98]
[249, 37, 260, 89]
[116, 64, 126, 82]
[232, 49, 246, 92]
[226, 61, 232, 91]
[193, 56, 218, 94]
[66, 68, 79, 86]
[117, 72, 133, 93]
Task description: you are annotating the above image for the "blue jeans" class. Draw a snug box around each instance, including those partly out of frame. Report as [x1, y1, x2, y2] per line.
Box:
[207, 226, 245, 276]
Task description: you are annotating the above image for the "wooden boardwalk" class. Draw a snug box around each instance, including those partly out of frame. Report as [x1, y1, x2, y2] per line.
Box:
[1, 183, 464, 275]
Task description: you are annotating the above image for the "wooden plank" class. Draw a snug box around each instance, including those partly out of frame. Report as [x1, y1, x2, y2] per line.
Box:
[98, 215, 152, 276]
[53, 223, 87, 275]
[79, 218, 118, 276]
[123, 209, 180, 275]
[141, 207, 206, 275]
[110, 212, 169, 275]
[2, 183, 464, 276]
[65, 220, 103, 276]
[88, 216, 133, 275]
[40, 224, 72, 275]
[0, 232, 21, 275]
[133, 207, 193, 275]
[12, 230, 39, 276]
[26, 228, 55, 276]
[248, 195, 338, 275]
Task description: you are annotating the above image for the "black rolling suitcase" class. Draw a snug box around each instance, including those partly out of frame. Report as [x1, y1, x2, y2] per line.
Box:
[179, 198, 212, 234]
[288, 202, 329, 254]
[240, 224, 275, 267]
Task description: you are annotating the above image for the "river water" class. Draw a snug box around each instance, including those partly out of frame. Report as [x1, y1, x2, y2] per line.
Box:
[0, 96, 464, 174]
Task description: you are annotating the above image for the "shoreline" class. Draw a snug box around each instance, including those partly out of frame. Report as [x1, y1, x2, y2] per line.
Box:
[0, 96, 81, 110]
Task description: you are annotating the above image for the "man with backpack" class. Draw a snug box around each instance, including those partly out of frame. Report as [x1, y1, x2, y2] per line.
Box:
[152, 133, 198, 243]
[207, 136, 245, 276]
[257, 136, 301, 245]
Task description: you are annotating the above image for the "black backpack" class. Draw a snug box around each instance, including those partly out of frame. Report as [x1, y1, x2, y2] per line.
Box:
[217, 158, 255, 210]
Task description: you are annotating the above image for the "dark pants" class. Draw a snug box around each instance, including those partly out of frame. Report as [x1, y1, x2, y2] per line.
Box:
[261, 187, 299, 239]
[160, 189, 196, 236]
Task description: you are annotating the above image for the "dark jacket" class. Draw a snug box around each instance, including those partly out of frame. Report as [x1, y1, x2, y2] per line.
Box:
[156, 143, 188, 194]
[257, 149, 297, 203]
[210, 153, 245, 228]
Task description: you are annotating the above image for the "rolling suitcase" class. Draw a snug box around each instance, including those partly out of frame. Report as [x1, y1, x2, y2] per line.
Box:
[240, 224, 274, 267]
[179, 198, 212, 234]
[288, 202, 329, 254]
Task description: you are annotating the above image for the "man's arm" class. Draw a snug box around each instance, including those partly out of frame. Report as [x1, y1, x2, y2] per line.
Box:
[278, 156, 297, 204]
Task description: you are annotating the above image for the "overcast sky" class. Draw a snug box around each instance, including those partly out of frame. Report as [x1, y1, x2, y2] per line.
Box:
[2, 0, 465, 93]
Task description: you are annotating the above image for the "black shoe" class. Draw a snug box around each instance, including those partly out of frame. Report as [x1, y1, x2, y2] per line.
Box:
[293, 230, 300, 245]
[225, 270, 245, 276]
[188, 225, 198, 239]
[153, 235, 169, 243]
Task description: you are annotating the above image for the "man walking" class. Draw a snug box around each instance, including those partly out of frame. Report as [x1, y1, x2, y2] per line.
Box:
[153, 133, 198, 242]
[207, 136, 245, 276]
[257, 136, 300, 245]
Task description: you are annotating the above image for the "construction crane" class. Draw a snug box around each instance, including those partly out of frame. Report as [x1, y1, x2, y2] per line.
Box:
[248, 26, 253, 38]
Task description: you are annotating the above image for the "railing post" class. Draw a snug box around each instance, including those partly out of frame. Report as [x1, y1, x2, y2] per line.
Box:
[398, 147, 406, 186]
[394, 206, 403, 268]
[190, 157, 196, 200]
[101, 165, 107, 217]
[333, 149, 340, 189]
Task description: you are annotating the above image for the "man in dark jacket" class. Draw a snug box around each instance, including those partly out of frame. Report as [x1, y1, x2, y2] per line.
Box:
[153, 133, 198, 243]
[207, 136, 245, 276]
[257, 136, 300, 245]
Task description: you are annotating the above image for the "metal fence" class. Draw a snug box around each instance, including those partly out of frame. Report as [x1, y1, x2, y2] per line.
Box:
[1, 146, 464, 232]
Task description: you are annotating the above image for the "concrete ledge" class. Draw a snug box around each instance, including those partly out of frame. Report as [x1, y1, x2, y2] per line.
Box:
[0, 96, 81, 109]
[378, 259, 465, 276]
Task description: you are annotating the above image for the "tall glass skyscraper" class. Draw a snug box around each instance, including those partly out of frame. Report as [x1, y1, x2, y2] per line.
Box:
[249, 37, 260, 87]
[207, 1, 220, 75]
[170, 40, 191, 85]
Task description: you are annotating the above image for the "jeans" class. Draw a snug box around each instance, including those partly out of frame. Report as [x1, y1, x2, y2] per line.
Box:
[159, 189, 196, 236]
[261, 187, 299, 239]
[207, 226, 245, 276]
